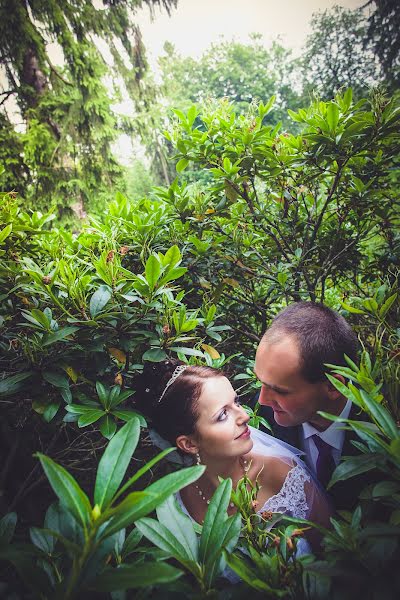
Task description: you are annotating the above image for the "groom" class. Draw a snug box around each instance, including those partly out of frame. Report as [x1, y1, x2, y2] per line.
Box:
[254, 301, 370, 511]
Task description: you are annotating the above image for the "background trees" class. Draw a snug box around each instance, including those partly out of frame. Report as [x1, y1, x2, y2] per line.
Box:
[0, 0, 177, 217]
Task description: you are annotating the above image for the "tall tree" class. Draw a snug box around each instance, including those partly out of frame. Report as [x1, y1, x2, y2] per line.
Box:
[362, 0, 400, 89]
[302, 5, 382, 100]
[0, 0, 177, 216]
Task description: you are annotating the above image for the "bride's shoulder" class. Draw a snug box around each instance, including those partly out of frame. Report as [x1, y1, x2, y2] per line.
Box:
[248, 452, 297, 495]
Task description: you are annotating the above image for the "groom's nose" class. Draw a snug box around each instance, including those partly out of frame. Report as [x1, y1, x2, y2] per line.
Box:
[259, 384, 274, 407]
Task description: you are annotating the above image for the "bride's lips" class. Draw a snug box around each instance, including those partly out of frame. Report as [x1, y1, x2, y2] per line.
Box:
[236, 426, 250, 439]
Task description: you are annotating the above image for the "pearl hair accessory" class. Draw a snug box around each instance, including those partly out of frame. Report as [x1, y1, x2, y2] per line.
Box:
[195, 457, 250, 507]
[158, 364, 188, 403]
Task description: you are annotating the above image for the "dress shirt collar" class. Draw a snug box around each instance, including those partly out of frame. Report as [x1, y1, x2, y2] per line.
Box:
[302, 399, 352, 450]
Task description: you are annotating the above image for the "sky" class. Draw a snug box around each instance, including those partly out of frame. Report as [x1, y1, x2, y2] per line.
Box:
[136, 0, 363, 64]
[113, 0, 364, 163]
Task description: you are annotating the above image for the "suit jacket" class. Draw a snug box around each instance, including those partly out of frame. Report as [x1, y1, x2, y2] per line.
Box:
[256, 402, 375, 512]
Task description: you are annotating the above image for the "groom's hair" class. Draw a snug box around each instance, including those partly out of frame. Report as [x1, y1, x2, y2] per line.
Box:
[263, 302, 358, 383]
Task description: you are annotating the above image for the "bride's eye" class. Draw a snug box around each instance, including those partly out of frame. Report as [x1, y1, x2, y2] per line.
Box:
[217, 408, 228, 421]
[234, 396, 241, 406]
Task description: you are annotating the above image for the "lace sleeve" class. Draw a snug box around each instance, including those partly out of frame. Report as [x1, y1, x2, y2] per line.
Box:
[258, 465, 311, 520]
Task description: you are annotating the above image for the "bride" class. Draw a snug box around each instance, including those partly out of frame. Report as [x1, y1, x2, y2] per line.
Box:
[135, 359, 332, 551]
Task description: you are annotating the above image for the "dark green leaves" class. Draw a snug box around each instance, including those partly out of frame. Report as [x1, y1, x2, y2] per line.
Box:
[94, 418, 140, 510]
[36, 454, 92, 528]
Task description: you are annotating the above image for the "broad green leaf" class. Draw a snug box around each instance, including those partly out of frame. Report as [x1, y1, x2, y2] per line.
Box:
[121, 528, 143, 559]
[328, 454, 382, 488]
[135, 517, 197, 568]
[30, 527, 55, 554]
[112, 447, 176, 504]
[90, 285, 112, 318]
[42, 370, 69, 389]
[325, 374, 354, 400]
[163, 245, 181, 268]
[156, 496, 198, 561]
[42, 326, 79, 346]
[0, 371, 33, 397]
[327, 103, 339, 131]
[43, 402, 60, 422]
[99, 414, 117, 439]
[142, 348, 167, 362]
[144, 255, 161, 289]
[112, 409, 146, 427]
[224, 551, 280, 593]
[359, 389, 399, 439]
[176, 158, 189, 173]
[379, 293, 397, 319]
[0, 512, 17, 543]
[199, 478, 231, 564]
[96, 381, 108, 407]
[36, 454, 92, 528]
[91, 562, 183, 591]
[78, 409, 105, 427]
[206, 511, 241, 586]
[340, 301, 366, 314]
[0, 223, 12, 243]
[94, 418, 140, 510]
[103, 466, 204, 537]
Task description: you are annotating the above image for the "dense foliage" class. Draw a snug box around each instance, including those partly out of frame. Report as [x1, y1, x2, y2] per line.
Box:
[1, 83, 399, 597]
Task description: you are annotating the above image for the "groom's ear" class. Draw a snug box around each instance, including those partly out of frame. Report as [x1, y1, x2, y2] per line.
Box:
[176, 434, 198, 455]
[325, 373, 346, 401]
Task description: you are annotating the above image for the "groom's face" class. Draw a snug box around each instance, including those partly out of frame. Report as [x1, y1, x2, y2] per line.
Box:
[255, 335, 333, 429]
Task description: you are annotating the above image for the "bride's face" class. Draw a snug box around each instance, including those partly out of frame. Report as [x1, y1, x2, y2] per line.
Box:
[189, 376, 253, 460]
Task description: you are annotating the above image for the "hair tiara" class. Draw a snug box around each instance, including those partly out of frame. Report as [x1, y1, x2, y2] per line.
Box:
[157, 364, 188, 403]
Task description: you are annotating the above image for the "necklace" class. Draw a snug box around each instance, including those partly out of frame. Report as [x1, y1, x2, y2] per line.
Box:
[194, 457, 250, 508]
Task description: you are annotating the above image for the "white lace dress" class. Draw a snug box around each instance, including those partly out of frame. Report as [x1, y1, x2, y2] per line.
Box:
[176, 462, 314, 561]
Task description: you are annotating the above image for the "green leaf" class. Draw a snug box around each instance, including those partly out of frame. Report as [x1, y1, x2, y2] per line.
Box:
[43, 402, 60, 422]
[42, 326, 79, 346]
[142, 348, 167, 362]
[145, 255, 161, 289]
[359, 389, 399, 439]
[199, 478, 231, 565]
[0, 512, 17, 543]
[30, 527, 55, 554]
[94, 418, 140, 510]
[176, 158, 189, 173]
[78, 409, 105, 427]
[112, 409, 146, 427]
[99, 415, 117, 439]
[163, 245, 181, 268]
[36, 454, 92, 528]
[135, 517, 197, 568]
[91, 562, 183, 591]
[103, 466, 204, 537]
[96, 381, 108, 407]
[121, 528, 143, 559]
[90, 285, 112, 318]
[326, 103, 340, 131]
[156, 496, 199, 561]
[379, 293, 397, 319]
[42, 370, 69, 389]
[328, 454, 381, 488]
[112, 447, 176, 505]
[340, 301, 366, 314]
[0, 223, 12, 243]
[225, 552, 280, 593]
[0, 371, 33, 397]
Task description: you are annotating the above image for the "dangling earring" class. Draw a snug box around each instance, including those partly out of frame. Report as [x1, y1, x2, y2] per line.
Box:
[195, 452, 201, 465]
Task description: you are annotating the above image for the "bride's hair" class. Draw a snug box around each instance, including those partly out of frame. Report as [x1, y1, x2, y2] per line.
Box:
[133, 359, 224, 447]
